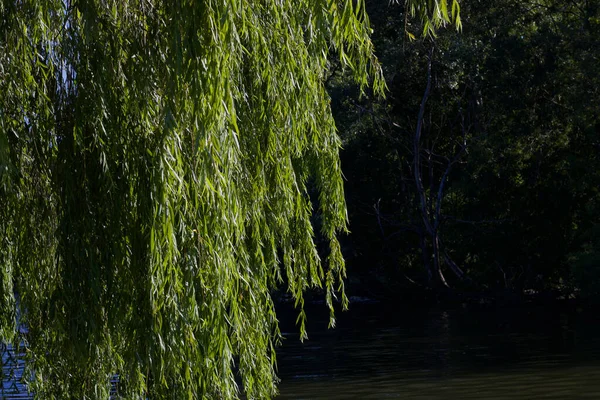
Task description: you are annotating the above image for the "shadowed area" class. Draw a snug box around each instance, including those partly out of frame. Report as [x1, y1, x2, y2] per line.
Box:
[276, 301, 600, 399]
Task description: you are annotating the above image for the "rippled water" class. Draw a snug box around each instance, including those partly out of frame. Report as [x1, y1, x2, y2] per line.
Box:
[2, 344, 30, 399]
[275, 301, 600, 399]
[3, 300, 600, 399]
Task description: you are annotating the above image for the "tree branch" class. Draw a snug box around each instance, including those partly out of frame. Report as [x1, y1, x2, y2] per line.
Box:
[414, 47, 435, 235]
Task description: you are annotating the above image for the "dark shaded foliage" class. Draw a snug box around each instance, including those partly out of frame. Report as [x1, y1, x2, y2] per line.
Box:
[335, 0, 600, 296]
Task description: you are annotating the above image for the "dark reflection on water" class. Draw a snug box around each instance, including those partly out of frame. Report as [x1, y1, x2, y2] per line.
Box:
[275, 301, 600, 399]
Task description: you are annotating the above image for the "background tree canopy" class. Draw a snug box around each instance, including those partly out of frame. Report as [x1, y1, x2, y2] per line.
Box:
[0, 0, 459, 398]
[334, 0, 599, 298]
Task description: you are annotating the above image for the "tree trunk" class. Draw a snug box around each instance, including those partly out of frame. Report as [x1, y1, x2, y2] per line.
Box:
[420, 231, 433, 283]
[432, 230, 449, 287]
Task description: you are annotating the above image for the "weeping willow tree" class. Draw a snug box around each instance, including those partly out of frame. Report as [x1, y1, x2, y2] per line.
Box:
[0, 0, 459, 398]
[406, 0, 461, 36]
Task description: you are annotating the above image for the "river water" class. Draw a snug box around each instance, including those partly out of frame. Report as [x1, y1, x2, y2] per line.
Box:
[275, 299, 600, 399]
[3, 299, 600, 398]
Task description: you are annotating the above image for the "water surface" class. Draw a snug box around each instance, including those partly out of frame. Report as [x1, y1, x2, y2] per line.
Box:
[3, 300, 600, 399]
[276, 300, 600, 399]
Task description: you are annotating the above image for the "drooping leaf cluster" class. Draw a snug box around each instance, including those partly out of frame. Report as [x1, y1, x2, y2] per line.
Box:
[0, 0, 389, 398]
[397, 0, 462, 38]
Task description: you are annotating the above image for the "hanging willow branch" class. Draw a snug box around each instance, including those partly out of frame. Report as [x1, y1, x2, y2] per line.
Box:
[397, 0, 462, 38]
[0, 0, 458, 398]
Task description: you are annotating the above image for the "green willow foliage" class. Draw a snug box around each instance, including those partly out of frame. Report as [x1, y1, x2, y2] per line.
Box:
[0, 0, 456, 398]
[399, 0, 462, 37]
